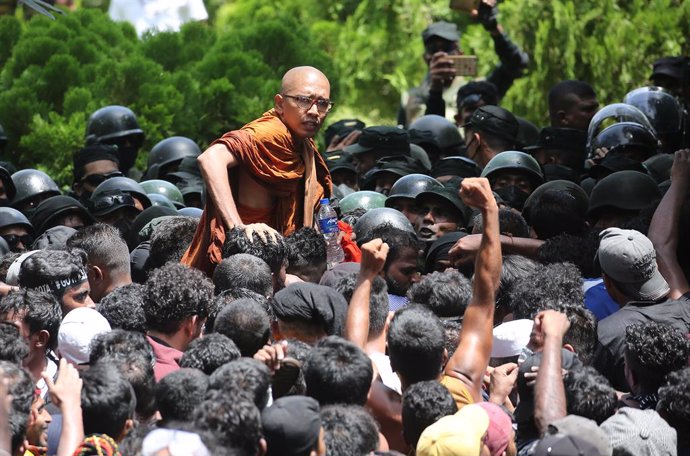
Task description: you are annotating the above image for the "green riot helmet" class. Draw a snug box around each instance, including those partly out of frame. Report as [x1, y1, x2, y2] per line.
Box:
[624, 86, 684, 153]
[339, 191, 387, 214]
[353, 207, 416, 245]
[85, 105, 145, 172]
[590, 122, 659, 161]
[480, 151, 544, 190]
[10, 169, 61, 214]
[140, 179, 185, 209]
[146, 193, 177, 210]
[588, 170, 660, 220]
[144, 136, 201, 180]
[586, 103, 655, 157]
[91, 176, 152, 210]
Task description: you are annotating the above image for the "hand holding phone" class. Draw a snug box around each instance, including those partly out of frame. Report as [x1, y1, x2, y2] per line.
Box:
[447, 55, 478, 76]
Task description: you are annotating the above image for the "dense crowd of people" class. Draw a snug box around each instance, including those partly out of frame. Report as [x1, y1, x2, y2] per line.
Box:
[0, 1, 689, 455]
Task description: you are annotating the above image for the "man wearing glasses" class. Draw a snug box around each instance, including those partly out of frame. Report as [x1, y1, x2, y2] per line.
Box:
[183, 66, 333, 274]
[71, 144, 122, 206]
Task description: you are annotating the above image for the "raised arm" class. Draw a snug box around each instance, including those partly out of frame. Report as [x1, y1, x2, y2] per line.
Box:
[345, 239, 389, 350]
[533, 310, 570, 434]
[444, 177, 501, 400]
[197, 143, 244, 230]
[649, 149, 690, 299]
[43, 359, 84, 456]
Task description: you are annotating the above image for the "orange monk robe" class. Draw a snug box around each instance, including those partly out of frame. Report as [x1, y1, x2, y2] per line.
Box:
[181, 110, 332, 275]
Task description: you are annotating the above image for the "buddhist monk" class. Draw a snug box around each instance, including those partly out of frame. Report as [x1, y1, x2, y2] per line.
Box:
[182, 66, 334, 274]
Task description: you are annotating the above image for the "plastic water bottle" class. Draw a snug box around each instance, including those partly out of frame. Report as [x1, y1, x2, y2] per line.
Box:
[317, 198, 345, 268]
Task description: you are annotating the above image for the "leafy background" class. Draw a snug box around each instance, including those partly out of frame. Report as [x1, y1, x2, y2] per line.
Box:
[0, 0, 688, 186]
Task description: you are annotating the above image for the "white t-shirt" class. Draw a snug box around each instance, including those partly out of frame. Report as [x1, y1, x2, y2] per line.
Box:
[108, 0, 208, 37]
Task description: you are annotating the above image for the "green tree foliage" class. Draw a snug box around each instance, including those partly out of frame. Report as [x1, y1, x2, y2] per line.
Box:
[0, 8, 335, 186]
[1, 0, 687, 186]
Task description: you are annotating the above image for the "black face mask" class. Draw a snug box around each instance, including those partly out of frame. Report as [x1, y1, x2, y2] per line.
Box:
[494, 185, 530, 211]
[117, 146, 138, 173]
[113, 218, 133, 239]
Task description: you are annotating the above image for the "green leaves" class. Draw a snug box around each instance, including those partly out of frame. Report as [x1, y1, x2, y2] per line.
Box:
[0, 7, 333, 186]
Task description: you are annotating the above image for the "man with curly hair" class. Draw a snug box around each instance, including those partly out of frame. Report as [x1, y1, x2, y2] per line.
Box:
[657, 367, 690, 456]
[143, 262, 214, 381]
[620, 322, 689, 410]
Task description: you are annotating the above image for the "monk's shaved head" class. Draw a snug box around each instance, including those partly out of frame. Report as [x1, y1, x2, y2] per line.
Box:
[275, 66, 331, 139]
[281, 66, 330, 94]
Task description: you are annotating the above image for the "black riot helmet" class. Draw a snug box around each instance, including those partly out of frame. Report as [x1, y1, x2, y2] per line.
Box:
[91, 176, 152, 210]
[354, 207, 416, 244]
[0, 166, 16, 204]
[144, 136, 201, 180]
[586, 103, 655, 156]
[588, 170, 660, 220]
[624, 87, 683, 134]
[10, 169, 61, 214]
[409, 115, 464, 156]
[624, 86, 684, 153]
[589, 122, 658, 161]
[0, 207, 33, 232]
[85, 105, 145, 172]
[385, 174, 444, 204]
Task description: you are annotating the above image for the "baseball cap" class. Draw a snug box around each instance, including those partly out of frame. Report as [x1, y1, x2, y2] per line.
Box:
[491, 319, 533, 358]
[416, 404, 490, 456]
[547, 415, 612, 456]
[596, 228, 670, 301]
[262, 396, 321, 456]
[344, 126, 410, 158]
[422, 21, 460, 44]
[600, 408, 677, 456]
[463, 105, 519, 143]
[650, 56, 685, 80]
[58, 307, 112, 365]
[475, 402, 513, 456]
[533, 434, 601, 456]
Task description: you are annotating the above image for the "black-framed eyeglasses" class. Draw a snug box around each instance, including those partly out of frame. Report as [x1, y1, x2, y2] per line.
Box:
[282, 94, 334, 114]
[80, 171, 123, 187]
[2, 234, 34, 248]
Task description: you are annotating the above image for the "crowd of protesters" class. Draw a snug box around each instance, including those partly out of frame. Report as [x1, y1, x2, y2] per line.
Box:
[0, 1, 689, 455]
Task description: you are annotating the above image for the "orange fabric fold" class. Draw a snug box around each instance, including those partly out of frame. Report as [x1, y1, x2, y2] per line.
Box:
[181, 110, 332, 275]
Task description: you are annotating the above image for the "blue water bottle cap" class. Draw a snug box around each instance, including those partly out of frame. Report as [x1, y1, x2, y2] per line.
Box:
[319, 198, 330, 205]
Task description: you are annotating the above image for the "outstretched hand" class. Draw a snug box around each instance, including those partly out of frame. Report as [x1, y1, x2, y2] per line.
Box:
[244, 223, 279, 244]
[327, 130, 362, 152]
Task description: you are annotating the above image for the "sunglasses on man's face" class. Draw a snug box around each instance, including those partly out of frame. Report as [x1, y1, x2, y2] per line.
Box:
[2, 234, 34, 248]
[81, 171, 123, 187]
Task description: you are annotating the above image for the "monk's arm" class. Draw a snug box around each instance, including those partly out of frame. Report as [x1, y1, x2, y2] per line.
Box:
[198, 143, 244, 229]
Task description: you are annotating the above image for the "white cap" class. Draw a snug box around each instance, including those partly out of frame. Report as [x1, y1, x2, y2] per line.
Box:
[58, 307, 111, 365]
[491, 319, 533, 358]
